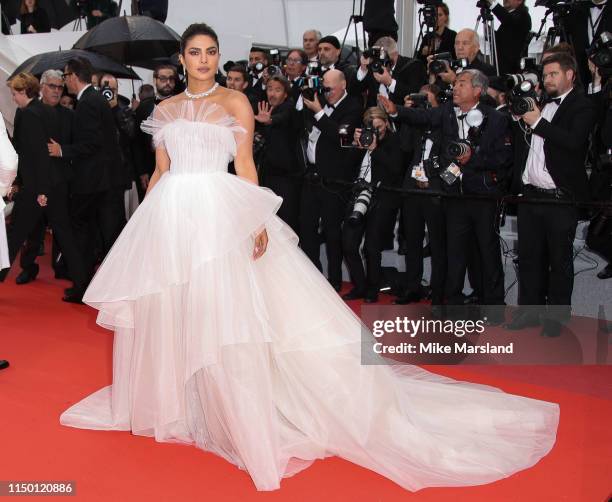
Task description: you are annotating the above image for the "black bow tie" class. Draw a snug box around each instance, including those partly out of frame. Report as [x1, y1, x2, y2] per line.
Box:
[457, 113, 467, 121]
[592, 2, 605, 9]
[548, 97, 562, 105]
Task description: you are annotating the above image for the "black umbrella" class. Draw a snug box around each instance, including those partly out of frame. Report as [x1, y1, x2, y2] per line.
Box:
[72, 15, 181, 66]
[131, 52, 180, 71]
[8, 49, 140, 81]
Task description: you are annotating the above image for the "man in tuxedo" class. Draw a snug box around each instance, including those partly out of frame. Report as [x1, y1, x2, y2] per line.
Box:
[352, 36, 427, 108]
[317, 35, 357, 83]
[564, 0, 611, 89]
[434, 29, 497, 86]
[152, 64, 178, 103]
[14, 69, 74, 285]
[486, 0, 532, 74]
[381, 70, 513, 322]
[245, 47, 269, 105]
[0, 72, 87, 302]
[299, 69, 362, 291]
[507, 53, 595, 337]
[47, 57, 123, 298]
[284, 49, 308, 103]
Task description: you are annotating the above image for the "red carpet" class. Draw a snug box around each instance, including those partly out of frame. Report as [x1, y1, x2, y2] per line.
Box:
[1, 256, 611, 502]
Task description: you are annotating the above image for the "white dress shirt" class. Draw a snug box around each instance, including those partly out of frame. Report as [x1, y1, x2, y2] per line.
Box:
[522, 88, 573, 188]
[589, 1, 608, 44]
[356, 63, 398, 99]
[306, 91, 348, 164]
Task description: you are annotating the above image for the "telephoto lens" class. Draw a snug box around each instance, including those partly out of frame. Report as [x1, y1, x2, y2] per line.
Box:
[447, 140, 472, 159]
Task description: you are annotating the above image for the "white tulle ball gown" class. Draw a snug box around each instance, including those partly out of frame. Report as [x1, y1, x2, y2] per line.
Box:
[60, 97, 560, 492]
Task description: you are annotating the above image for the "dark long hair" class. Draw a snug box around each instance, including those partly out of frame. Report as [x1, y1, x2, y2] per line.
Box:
[180, 23, 219, 55]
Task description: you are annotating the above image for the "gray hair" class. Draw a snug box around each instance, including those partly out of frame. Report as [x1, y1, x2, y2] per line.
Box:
[304, 29, 322, 41]
[459, 69, 488, 95]
[374, 36, 398, 55]
[40, 69, 63, 85]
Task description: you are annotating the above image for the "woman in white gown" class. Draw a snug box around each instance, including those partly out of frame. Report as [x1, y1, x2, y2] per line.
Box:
[0, 112, 18, 270]
[60, 23, 560, 492]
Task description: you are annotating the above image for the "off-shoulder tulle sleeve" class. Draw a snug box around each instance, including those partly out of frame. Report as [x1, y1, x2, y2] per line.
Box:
[0, 113, 18, 198]
[140, 99, 247, 153]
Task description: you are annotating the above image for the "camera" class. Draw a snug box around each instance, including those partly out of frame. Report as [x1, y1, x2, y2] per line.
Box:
[100, 82, 114, 102]
[447, 139, 473, 159]
[339, 124, 355, 148]
[301, 62, 325, 101]
[429, 52, 468, 75]
[408, 92, 431, 109]
[587, 31, 612, 75]
[266, 48, 283, 76]
[508, 80, 539, 115]
[416, 0, 444, 30]
[347, 179, 377, 225]
[504, 71, 539, 90]
[363, 46, 392, 75]
[359, 120, 378, 148]
[442, 109, 486, 184]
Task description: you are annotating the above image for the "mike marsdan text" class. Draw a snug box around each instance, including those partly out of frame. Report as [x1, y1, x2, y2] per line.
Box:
[372, 317, 486, 338]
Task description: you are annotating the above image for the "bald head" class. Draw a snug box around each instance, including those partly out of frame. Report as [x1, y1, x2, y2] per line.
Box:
[455, 29, 480, 62]
[323, 69, 346, 105]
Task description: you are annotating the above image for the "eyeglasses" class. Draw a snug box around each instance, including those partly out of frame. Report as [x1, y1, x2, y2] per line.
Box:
[286, 58, 304, 64]
[62, 72, 73, 78]
[45, 83, 64, 91]
[155, 76, 176, 83]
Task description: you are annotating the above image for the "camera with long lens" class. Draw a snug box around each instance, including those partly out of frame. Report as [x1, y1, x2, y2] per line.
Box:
[359, 120, 379, 148]
[429, 52, 469, 76]
[587, 31, 612, 77]
[363, 46, 392, 75]
[301, 62, 325, 100]
[348, 179, 378, 225]
[507, 78, 540, 115]
[100, 82, 114, 102]
[266, 48, 283, 76]
[408, 92, 431, 109]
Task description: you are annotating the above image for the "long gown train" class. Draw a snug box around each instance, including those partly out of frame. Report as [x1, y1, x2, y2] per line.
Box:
[60, 98, 559, 491]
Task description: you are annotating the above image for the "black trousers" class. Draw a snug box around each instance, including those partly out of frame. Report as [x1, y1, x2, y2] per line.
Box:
[342, 196, 400, 294]
[299, 182, 348, 287]
[402, 192, 446, 304]
[263, 174, 302, 235]
[71, 188, 126, 278]
[445, 198, 505, 305]
[517, 198, 578, 320]
[6, 188, 86, 287]
[19, 216, 64, 273]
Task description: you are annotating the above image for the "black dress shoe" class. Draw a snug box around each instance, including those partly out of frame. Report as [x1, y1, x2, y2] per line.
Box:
[463, 292, 480, 305]
[0, 360, 9, 370]
[0, 268, 9, 283]
[16, 264, 39, 285]
[540, 320, 562, 338]
[597, 264, 612, 280]
[505, 310, 540, 330]
[62, 292, 84, 304]
[393, 291, 421, 305]
[342, 288, 365, 300]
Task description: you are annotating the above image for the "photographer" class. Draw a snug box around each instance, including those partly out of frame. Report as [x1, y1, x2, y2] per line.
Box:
[302, 30, 321, 62]
[352, 36, 426, 107]
[255, 75, 301, 233]
[394, 86, 447, 306]
[246, 47, 270, 105]
[341, 107, 404, 303]
[298, 69, 362, 291]
[418, 2, 457, 59]
[317, 35, 356, 83]
[429, 29, 496, 87]
[507, 53, 595, 337]
[484, 0, 532, 74]
[380, 70, 512, 321]
[284, 49, 308, 102]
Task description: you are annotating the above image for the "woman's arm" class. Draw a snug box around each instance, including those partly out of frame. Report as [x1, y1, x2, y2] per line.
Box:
[145, 145, 170, 196]
[228, 91, 268, 259]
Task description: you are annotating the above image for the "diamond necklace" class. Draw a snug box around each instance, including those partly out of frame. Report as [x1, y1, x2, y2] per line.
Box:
[185, 82, 219, 99]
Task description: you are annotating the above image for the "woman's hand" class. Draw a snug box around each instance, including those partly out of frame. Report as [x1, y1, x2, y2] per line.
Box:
[253, 229, 268, 259]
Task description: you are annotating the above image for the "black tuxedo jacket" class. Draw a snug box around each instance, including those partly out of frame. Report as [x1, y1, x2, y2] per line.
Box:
[13, 99, 61, 194]
[511, 88, 595, 200]
[261, 100, 301, 176]
[61, 86, 121, 194]
[299, 94, 363, 182]
[351, 54, 427, 107]
[357, 130, 404, 188]
[493, 3, 532, 74]
[564, 2, 612, 88]
[395, 101, 513, 194]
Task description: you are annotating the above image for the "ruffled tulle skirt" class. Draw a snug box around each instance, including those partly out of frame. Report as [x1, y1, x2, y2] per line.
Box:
[60, 171, 560, 491]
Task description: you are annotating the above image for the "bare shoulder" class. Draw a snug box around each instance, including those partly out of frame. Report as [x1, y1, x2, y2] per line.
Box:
[217, 87, 252, 116]
[157, 93, 185, 109]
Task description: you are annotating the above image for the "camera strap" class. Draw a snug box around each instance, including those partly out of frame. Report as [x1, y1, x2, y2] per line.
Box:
[589, 5, 606, 43]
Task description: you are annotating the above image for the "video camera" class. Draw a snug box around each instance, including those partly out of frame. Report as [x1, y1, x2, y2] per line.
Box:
[429, 52, 469, 76]
[363, 46, 392, 75]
